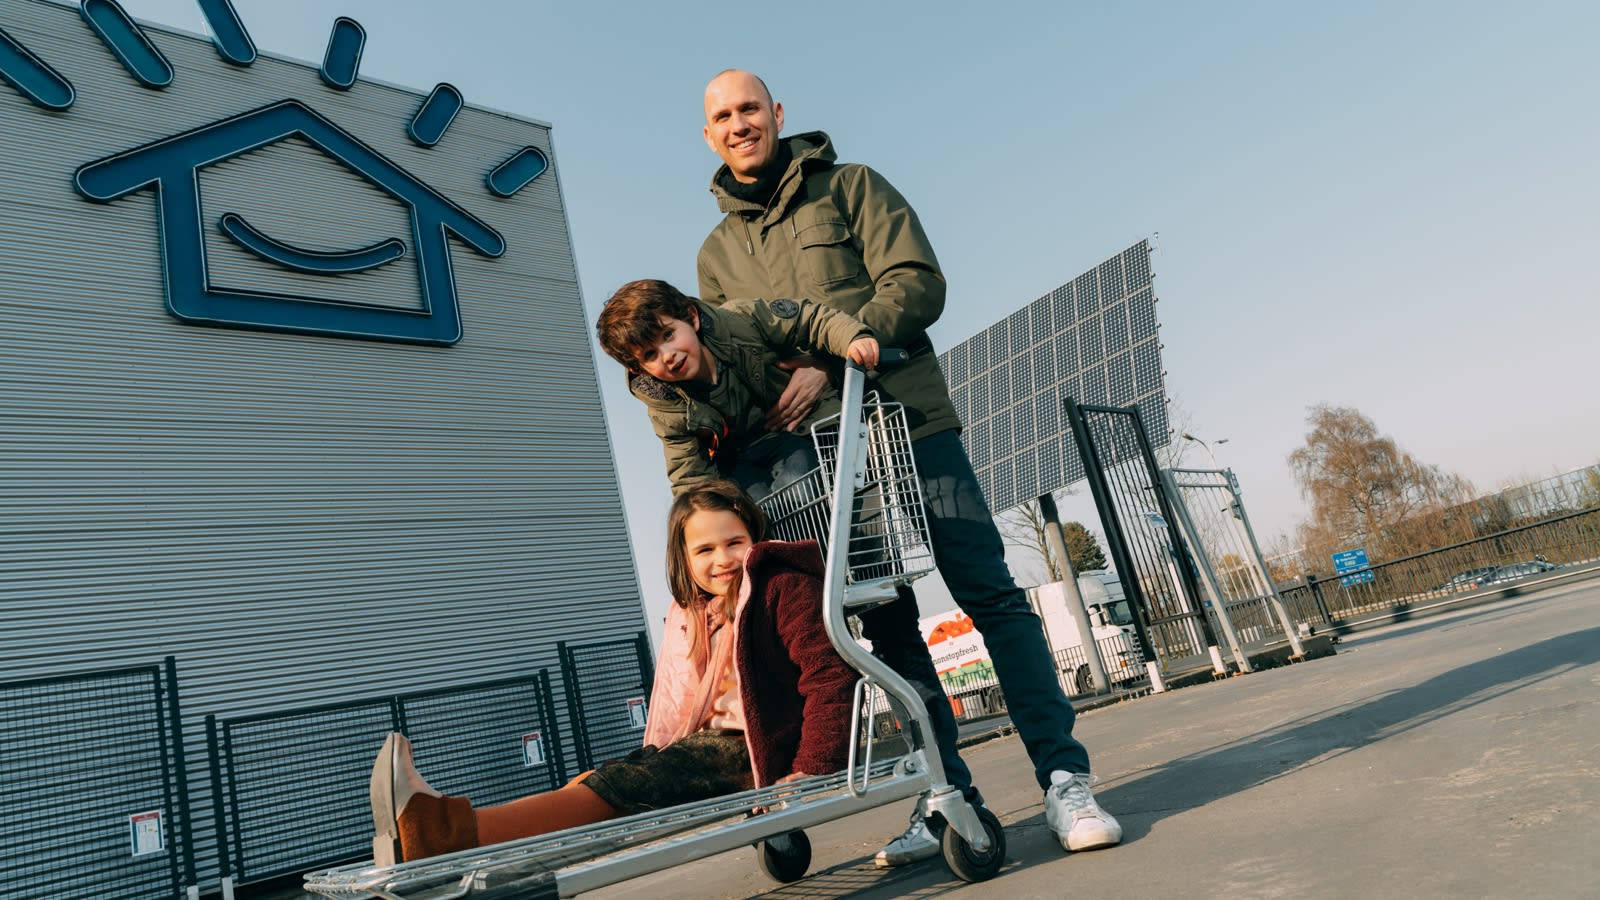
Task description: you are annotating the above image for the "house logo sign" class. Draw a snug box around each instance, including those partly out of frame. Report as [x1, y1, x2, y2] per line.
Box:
[2, 2, 550, 346]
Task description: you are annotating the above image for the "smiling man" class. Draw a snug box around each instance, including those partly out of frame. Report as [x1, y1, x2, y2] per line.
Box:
[695, 69, 1123, 867]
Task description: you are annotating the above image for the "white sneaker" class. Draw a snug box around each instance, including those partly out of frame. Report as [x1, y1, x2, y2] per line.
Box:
[874, 804, 940, 868]
[1043, 770, 1122, 852]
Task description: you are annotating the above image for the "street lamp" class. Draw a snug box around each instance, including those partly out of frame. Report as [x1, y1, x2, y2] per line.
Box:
[1181, 432, 1228, 469]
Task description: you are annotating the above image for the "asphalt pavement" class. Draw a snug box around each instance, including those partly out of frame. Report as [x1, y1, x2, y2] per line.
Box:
[584, 574, 1599, 900]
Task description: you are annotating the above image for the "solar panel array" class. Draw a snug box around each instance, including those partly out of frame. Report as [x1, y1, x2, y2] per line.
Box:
[940, 239, 1169, 515]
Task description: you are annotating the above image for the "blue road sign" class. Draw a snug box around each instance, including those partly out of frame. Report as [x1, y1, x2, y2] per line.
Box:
[1333, 548, 1376, 586]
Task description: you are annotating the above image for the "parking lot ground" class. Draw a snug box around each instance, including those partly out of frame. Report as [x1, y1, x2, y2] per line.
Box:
[585, 574, 1600, 900]
[271, 574, 1597, 900]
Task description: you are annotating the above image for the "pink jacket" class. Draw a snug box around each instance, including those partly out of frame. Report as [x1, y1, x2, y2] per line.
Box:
[643, 540, 857, 786]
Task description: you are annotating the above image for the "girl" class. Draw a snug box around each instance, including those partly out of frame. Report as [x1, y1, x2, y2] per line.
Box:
[371, 481, 858, 863]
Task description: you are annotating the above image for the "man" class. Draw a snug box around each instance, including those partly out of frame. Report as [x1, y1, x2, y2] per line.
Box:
[695, 69, 1122, 865]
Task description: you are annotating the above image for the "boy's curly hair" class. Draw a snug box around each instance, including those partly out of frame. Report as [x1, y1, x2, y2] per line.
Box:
[596, 279, 699, 370]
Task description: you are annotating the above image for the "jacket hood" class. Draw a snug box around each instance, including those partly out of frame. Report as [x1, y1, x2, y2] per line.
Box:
[709, 131, 836, 214]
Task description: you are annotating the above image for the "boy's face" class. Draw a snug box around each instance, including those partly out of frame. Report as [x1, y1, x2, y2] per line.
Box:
[634, 310, 712, 383]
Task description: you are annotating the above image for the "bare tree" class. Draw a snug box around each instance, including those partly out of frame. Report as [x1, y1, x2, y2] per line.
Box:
[997, 496, 1062, 585]
[1288, 404, 1475, 565]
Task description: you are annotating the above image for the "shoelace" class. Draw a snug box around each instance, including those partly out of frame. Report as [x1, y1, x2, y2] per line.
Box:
[1051, 775, 1094, 811]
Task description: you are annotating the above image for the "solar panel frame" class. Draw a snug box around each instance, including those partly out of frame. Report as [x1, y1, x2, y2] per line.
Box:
[937, 239, 1169, 514]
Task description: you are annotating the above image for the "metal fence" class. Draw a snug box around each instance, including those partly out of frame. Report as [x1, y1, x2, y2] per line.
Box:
[0, 657, 194, 900]
[206, 671, 564, 886]
[1052, 631, 1147, 695]
[559, 634, 655, 772]
[1279, 507, 1600, 625]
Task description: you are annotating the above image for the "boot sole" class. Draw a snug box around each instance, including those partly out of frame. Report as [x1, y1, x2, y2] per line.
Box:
[370, 733, 402, 866]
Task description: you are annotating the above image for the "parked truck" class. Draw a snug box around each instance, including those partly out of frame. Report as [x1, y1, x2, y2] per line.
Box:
[918, 570, 1144, 710]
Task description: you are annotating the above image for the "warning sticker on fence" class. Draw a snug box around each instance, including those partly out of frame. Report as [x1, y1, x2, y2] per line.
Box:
[522, 731, 546, 767]
[129, 810, 164, 856]
[626, 696, 647, 729]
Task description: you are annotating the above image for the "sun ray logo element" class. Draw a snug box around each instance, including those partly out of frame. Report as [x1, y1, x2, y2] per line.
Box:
[0, 0, 549, 346]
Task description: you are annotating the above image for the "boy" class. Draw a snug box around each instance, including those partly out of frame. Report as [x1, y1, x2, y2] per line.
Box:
[595, 278, 877, 495]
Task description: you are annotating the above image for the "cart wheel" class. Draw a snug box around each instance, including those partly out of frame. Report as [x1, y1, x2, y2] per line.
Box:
[756, 829, 811, 883]
[940, 805, 1005, 882]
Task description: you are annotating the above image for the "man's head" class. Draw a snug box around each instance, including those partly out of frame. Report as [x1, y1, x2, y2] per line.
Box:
[703, 69, 784, 184]
[597, 279, 713, 383]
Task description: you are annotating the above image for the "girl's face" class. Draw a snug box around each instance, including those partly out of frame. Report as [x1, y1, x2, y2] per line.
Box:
[682, 508, 754, 598]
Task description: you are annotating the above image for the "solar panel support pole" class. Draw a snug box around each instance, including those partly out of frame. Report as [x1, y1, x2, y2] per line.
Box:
[1037, 491, 1110, 695]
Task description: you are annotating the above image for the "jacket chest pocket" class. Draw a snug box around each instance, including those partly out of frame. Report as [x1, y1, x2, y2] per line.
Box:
[794, 218, 864, 287]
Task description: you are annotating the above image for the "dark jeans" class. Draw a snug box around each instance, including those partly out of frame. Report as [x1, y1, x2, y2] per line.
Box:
[858, 430, 1091, 791]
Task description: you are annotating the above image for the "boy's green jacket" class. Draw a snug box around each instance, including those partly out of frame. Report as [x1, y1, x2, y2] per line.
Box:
[628, 297, 869, 494]
[696, 130, 960, 443]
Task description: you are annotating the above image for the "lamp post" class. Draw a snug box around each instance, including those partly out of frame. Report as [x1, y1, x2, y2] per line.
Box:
[1181, 432, 1228, 470]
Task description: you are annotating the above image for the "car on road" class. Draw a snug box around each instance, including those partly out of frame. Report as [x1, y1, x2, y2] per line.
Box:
[1482, 559, 1559, 585]
[1434, 566, 1499, 592]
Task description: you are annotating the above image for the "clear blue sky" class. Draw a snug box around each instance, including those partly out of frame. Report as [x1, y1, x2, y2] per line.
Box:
[117, 0, 1600, 636]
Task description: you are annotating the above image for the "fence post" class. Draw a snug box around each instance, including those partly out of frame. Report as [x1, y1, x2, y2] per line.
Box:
[205, 715, 236, 899]
[1306, 574, 1333, 624]
[161, 657, 199, 897]
[557, 641, 591, 771]
[538, 669, 568, 784]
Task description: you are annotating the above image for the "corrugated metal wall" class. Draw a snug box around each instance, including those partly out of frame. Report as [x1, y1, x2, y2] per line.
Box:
[0, 1, 645, 890]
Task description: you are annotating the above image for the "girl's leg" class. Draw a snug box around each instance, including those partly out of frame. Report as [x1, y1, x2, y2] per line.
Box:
[474, 773, 621, 845]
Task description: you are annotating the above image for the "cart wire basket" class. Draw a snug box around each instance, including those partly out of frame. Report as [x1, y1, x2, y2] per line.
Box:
[761, 391, 935, 592]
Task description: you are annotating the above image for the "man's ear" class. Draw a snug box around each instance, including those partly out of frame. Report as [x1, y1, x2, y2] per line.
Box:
[703, 123, 717, 155]
[773, 101, 784, 133]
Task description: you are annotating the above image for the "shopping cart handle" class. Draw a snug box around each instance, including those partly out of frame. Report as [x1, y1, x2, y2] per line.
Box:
[849, 348, 911, 372]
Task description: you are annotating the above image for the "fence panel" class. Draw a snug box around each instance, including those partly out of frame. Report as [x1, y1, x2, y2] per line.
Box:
[560, 634, 655, 771]
[1, 659, 191, 900]
[401, 672, 567, 807]
[210, 672, 560, 885]
[1053, 632, 1146, 695]
[211, 698, 397, 884]
[1279, 507, 1600, 627]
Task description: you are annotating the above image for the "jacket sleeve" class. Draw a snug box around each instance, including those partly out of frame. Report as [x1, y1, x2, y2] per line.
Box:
[648, 413, 719, 496]
[836, 165, 946, 349]
[739, 298, 871, 362]
[767, 570, 857, 777]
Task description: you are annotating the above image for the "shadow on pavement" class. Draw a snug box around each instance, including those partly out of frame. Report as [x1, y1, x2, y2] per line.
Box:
[1093, 626, 1600, 845]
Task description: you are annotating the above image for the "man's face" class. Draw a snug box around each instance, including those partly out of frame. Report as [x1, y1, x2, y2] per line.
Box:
[635, 311, 712, 384]
[703, 71, 784, 184]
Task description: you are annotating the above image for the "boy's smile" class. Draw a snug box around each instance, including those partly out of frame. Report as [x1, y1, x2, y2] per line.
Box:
[637, 310, 714, 384]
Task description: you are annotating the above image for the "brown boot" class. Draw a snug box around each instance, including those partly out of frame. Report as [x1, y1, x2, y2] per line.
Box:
[370, 733, 480, 864]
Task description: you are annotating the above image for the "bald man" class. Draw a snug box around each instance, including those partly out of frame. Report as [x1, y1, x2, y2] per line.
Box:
[694, 70, 1122, 866]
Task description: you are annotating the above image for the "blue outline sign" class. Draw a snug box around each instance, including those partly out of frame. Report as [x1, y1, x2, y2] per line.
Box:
[1332, 548, 1375, 586]
[75, 100, 505, 345]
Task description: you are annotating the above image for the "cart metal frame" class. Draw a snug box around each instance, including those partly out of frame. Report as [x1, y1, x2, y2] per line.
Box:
[304, 363, 1001, 898]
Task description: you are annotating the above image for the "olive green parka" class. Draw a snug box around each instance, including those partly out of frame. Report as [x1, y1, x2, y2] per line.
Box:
[629, 297, 870, 494]
[697, 131, 959, 441]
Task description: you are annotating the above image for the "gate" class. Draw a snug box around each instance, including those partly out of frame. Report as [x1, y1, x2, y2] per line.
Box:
[558, 633, 655, 771]
[1065, 399, 1220, 675]
[0, 657, 195, 900]
[206, 671, 564, 887]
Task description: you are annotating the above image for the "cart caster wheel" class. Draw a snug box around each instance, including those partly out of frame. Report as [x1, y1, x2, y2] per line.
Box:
[757, 829, 811, 883]
[941, 805, 1005, 882]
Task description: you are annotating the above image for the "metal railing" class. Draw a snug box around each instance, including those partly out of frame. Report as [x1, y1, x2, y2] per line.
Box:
[1279, 507, 1600, 625]
[558, 634, 655, 772]
[0, 657, 194, 900]
[207, 671, 563, 885]
[1052, 632, 1146, 695]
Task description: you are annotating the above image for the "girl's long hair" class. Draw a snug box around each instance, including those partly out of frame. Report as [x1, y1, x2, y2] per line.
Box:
[665, 481, 768, 669]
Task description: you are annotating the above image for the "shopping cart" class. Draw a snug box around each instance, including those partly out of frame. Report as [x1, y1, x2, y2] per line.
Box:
[303, 361, 1005, 899]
